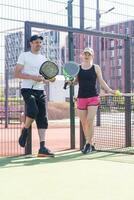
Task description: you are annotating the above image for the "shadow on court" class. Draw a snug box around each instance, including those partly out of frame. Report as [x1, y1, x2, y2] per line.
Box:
[1, 150, 134, 169]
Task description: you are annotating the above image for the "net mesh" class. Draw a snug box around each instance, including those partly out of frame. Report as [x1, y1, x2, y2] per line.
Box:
[93, 95, 134, 153]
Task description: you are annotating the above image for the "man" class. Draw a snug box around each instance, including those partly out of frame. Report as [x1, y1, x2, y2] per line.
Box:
[15, 35, 55, 157]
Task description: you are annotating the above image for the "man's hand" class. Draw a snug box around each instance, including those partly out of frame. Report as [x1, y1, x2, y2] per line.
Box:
[31, 75, 56, 83]
[32, 75, 44, 82]
[49, 77, 56, 82]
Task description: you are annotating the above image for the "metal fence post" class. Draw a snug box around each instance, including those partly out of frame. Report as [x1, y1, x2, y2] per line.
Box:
[124, 37, 131, 147]
[24, 21, 32, 155]
[67, 1, 75, 149]
[96, 0, 101, 127]
[79, 0, 85, 149]
[5, 62, 9, 128]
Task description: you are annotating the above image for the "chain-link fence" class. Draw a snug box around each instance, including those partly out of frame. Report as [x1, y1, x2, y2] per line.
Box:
[0, 0, 134, 156]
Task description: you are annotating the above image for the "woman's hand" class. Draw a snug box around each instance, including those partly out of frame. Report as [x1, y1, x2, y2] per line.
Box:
[65, 80, 76, 86]
[107, 89, 116, 95]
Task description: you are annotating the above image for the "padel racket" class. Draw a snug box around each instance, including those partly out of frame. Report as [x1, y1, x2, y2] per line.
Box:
[62, 61, 80, 89]
[31, 61, 59, 89]
[39, 61, 59, 79]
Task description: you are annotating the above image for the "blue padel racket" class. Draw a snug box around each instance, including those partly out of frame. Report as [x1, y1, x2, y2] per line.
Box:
[62, 61, 80, 89]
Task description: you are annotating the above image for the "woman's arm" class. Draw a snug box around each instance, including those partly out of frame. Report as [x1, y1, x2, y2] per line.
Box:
[95, 65, 115, 94]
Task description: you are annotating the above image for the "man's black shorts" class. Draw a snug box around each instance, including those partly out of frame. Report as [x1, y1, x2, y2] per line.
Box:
[21, 89, 48, 129]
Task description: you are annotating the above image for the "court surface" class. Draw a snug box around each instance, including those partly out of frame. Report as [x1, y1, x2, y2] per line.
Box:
[0, 150, 134, 200]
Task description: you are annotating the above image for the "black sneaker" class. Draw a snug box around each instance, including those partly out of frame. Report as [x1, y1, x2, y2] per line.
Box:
[18, 128, 29, 147]
[91, 145, 96, 151]
[81, 143, 92, 154]
[38, 147, 55, 157]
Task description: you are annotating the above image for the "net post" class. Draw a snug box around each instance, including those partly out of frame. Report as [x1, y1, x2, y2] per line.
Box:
[124, 37, 131, 147]
[79, 0, 85, 149]
[24, 22, 32, 155]
[67, 1, 75, 149]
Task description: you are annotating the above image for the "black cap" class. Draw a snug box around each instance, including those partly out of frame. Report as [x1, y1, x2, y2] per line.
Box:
[30, 35, 43, 42]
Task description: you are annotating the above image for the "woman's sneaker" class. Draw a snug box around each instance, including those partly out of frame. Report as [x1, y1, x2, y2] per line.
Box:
[81, 143, 93, 154]
[38, 147, 55, 157]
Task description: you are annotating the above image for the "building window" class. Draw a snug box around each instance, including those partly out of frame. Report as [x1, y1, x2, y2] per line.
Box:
[110, 59, 114, 67]
[118, 48, 122, 57]
[112, 68, 115, 76]
[125, 27, 129, 34]
[119, 40, 123, 47]
[117, 68, 122, 76]
[117, 59, 122, 66]
[101, 38, 104, 50]
[110, 40, 114, 48]
[110, 50, 114, 58]
[132, 38, 134, 43]
[118, 79, 122, 89]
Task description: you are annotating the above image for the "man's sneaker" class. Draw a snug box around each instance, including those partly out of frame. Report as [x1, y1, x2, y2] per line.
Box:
[81, 143, 92, 154]
[18, 128, 29, 147]
[91, 145, 96, 151]
[38, 147, 55, 157]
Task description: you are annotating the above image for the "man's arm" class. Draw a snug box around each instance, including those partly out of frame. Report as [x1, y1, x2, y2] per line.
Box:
[14, 64, 45, 82]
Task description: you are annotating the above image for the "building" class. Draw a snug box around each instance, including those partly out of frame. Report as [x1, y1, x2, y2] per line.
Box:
[62, 20, 134, 92]
[4, 29, 61, 97]
[4, 31, 23, 97]
[5, 31, 23, 80]
[101, 20, 134, 92]
[40, 31, 61, 71]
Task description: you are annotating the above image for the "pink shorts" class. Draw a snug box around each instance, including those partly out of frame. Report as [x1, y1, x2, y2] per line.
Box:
[77, 96, 100, 110]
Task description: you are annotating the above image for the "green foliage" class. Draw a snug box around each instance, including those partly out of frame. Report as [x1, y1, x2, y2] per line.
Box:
[0, 97, 24, 106]
[100, 96, 134, 112]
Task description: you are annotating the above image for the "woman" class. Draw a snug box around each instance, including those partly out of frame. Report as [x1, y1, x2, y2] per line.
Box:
[72, 47, 115, 154]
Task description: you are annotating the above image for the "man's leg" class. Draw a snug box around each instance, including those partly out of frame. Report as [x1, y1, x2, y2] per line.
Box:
[24, 116, 34, 129]
[19, 116, 34, 148]
[19, 89, 39, 147]
[35, 91, 54, 157]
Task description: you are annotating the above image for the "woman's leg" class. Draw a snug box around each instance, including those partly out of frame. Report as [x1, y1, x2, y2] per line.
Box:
[77, 96, 100, 153]
[86, 106, 98, 144]
[78, 106, 98, 145]
[77, 109, 88, 141]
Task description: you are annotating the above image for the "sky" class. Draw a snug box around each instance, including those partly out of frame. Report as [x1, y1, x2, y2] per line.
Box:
[0, 0, 134, 74]
[1, 0, 134, 31]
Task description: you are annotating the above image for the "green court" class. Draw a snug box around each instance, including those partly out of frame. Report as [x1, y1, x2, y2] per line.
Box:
[0, 151, 134, 200]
